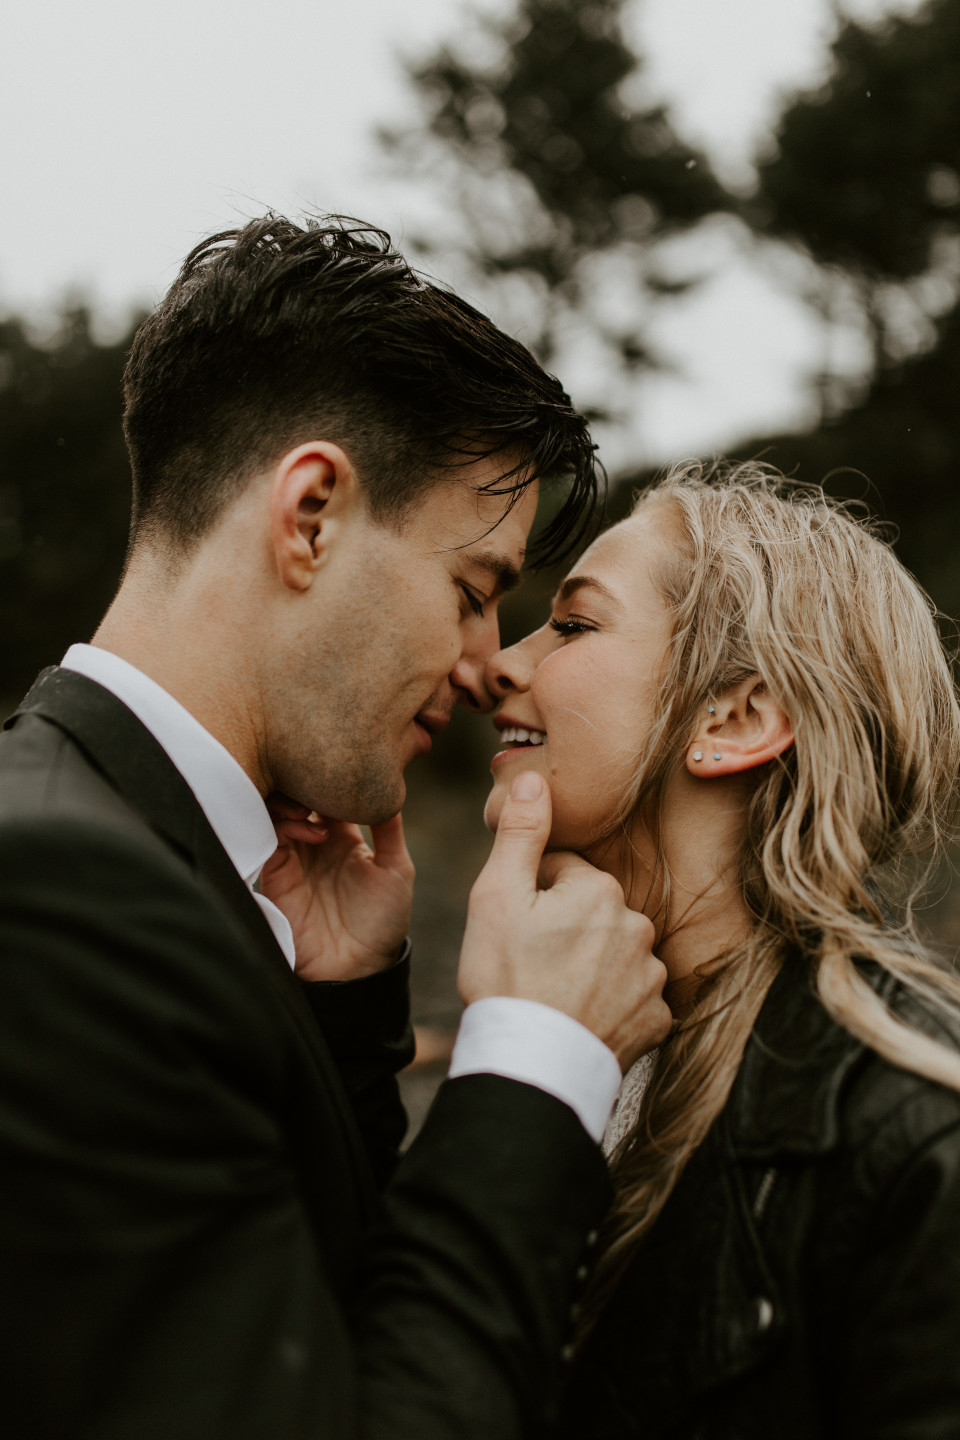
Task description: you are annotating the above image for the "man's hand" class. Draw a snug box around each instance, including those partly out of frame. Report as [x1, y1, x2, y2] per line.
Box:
[260, 795, 414, 983]
[459, 772, 671, 1071]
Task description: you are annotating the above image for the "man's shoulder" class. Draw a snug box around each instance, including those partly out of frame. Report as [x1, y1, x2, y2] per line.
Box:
[0, 716, 271, 1023]
[0, 708, 196, 898]
[0, 708, 157, 845]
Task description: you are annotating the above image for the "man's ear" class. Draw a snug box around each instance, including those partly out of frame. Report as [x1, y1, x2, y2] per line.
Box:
[685, 675, 794, 777]
[269, 441, 360, 592]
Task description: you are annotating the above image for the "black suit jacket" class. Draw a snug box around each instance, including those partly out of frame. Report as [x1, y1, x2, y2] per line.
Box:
[0, 667, 610, 1440]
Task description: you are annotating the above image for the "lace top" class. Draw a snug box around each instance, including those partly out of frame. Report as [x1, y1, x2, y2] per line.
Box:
[602, 1049, 659, 1157]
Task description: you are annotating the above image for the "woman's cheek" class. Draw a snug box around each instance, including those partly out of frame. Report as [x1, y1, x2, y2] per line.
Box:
[547, 743, 636, 849]
[546, 779, 608, 851]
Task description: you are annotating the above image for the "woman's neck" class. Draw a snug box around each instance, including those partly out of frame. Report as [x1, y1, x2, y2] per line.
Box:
[583, 768, 754, 985]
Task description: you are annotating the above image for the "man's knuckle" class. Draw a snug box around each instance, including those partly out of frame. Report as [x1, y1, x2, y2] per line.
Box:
[587, 870, 623, 906]
[647, 953, 668, 984]
[630, 910, 655, 943]
[499, 817, 542, 840]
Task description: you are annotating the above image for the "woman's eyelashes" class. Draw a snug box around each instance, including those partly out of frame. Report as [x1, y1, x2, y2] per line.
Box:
[549, 613, 596, 637]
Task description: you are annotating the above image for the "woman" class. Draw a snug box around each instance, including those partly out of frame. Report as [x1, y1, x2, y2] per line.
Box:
[483, 461, 960, 1438]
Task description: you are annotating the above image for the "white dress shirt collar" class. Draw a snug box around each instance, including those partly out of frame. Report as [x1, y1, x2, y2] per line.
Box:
[60, 643, 278, 890]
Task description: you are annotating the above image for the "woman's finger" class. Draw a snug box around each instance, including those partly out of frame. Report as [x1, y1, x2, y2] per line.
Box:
[369, 813, 411, 871]
[265, 790, 319, 822]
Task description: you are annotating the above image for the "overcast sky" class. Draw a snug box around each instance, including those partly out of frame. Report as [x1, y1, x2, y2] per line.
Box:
[1, 0, 919, 462]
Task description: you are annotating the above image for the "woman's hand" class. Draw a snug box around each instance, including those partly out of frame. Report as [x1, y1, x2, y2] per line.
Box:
[260, 794, 415, 983]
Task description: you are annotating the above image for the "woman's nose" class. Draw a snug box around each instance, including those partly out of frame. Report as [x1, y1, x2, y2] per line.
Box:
[485, 637, 535, 699]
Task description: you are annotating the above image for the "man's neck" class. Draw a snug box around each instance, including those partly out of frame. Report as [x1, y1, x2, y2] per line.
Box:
[92, 553, 269, 794]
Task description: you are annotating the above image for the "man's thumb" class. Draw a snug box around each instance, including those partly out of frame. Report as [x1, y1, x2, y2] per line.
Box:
[485, 771, 552, 885]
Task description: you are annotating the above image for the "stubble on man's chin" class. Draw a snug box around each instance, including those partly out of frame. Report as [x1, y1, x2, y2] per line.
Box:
[281, 749, 406, 827]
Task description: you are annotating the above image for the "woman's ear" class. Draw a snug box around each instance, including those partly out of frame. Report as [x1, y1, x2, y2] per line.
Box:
[269, 441, 359, 592]
[685, 675, 794, 777]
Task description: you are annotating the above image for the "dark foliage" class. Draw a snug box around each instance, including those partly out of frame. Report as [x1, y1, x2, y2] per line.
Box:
[757, 0, 960, 290]
[741, 0, 960, 619]
[0, 309, 136, 706]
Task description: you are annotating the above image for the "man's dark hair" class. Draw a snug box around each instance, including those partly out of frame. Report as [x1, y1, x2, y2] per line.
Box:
[122, 214, 602, 565]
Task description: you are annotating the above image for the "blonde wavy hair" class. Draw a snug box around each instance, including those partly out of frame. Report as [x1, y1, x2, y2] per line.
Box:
[586, 459, 960, 1318]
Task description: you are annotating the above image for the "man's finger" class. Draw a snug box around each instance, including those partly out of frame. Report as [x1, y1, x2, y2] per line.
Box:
[536, 849, 598, 891]
[480, 772, 552, 894]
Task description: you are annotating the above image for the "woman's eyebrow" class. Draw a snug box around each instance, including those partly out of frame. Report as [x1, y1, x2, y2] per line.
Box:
[555, 574, 622, 607]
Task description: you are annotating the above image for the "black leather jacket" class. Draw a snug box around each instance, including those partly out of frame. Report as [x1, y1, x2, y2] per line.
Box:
[559, 953, 960, 1439]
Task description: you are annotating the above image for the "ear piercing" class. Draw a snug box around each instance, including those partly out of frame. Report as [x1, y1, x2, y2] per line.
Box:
[693, 707, 719, 764]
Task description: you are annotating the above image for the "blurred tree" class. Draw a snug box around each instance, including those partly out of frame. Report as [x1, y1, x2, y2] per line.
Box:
[0, 308, 135, 705]
[757, 0, 960, 341]
[386, 0, 733, 426]
[737, 0, 960, 615]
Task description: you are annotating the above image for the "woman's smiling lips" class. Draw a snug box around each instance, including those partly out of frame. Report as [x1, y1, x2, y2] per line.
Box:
[491, 715, 548, 768]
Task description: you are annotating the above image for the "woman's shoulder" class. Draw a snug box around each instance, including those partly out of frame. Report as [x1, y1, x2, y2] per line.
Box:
[843, 967, 960, 1166]
[725, 949, 960, 1176]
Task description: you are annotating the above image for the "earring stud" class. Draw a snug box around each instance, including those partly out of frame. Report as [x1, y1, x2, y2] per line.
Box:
[707, 705, 716, 715]
[713, 753, 722, 761]
[693, 750, 703, 762]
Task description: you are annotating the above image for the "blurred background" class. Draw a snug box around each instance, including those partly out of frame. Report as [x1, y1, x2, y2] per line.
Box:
[4, 0, 960, 1126]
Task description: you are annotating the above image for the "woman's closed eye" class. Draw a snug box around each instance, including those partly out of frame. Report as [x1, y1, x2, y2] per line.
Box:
[549, 614, 597, 637]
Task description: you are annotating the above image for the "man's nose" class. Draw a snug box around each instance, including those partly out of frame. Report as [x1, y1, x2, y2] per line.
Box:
[450, 647, 499, 713]
[450, 611, 520, 713]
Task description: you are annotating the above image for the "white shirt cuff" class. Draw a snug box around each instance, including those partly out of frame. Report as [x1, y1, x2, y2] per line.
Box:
[448, 996, 622, 1144]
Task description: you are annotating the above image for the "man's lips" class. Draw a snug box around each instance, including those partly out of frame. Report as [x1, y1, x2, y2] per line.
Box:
[416, 711, 451, 737]
[413, 710, 452, 754]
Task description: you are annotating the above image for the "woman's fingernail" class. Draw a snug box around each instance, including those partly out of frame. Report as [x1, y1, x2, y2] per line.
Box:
[511, 771, 544, 801]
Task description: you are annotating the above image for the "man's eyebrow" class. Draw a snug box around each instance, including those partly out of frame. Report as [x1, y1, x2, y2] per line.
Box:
[468, 552, 524, 593]
[555, 575, 622, 606]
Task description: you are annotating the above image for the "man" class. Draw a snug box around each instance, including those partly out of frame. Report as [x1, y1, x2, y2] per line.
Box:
[0, 217, 669, 1439]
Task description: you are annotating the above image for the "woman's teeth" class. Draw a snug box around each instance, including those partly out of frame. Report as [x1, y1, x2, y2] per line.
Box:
[499, 726, 546, 748]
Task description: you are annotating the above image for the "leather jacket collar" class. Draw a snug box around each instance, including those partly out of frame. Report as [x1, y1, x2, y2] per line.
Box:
[727, 950, 897, 1160]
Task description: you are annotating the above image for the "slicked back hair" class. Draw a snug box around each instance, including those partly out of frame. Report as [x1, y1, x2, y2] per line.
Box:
[122, 214, 601, 564]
